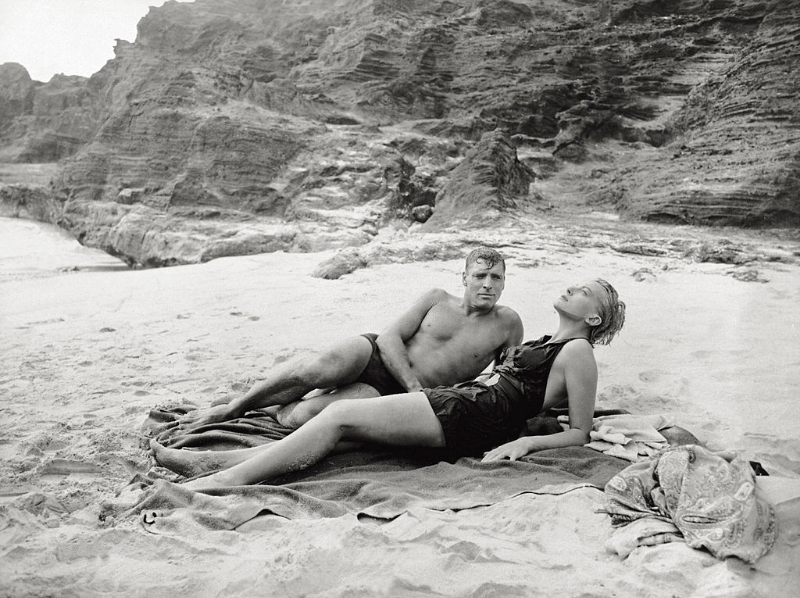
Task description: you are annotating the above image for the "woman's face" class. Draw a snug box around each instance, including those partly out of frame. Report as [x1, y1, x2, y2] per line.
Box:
[554, 280, 605, 322]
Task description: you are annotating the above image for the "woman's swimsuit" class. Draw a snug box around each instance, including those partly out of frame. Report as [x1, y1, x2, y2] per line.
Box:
[423, 335, 583, 457]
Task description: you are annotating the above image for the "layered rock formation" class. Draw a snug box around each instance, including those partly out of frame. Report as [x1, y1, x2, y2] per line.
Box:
[589, 0, 800, 226]
[0, 63, 103, 163]
[0, 0, 798, 266]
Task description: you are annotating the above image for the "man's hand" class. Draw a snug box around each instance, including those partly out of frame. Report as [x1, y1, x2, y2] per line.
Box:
[481, 437, 534, 462]
[178, 403, 233, 428]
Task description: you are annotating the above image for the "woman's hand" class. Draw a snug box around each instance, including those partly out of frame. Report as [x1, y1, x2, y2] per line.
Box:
[481, 437, 534, 462]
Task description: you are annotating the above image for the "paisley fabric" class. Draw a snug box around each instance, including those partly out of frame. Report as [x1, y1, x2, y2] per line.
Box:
[603, 444, 777, 563]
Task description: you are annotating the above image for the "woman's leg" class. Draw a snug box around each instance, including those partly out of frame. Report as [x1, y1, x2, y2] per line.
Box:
[149, 441, 277, 478]
[156, 391, 445, 489]
[149, 432, 366, 478]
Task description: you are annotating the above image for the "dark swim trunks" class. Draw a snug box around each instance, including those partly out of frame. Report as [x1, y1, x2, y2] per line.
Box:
[354, 333, 407, 396]
[423, 335, 580, 457]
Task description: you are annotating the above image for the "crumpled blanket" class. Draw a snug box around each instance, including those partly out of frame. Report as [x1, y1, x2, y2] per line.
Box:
[603, 444, 777, 563]
[558, 413, 672, 462]
[123, 405, 631, 533]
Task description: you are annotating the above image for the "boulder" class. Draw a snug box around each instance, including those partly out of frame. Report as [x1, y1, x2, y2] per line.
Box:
[311, 248, 367, 279]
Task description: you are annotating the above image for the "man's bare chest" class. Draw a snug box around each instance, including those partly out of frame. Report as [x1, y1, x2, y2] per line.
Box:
[418, 307, 501, 346]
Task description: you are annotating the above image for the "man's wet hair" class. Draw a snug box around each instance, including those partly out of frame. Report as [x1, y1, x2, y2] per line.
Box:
[465, 247, 506, 272]
[589, 278, 626, 346]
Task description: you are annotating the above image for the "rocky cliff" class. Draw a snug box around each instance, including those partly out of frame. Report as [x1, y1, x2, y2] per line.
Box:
[0, 0, 798, 266]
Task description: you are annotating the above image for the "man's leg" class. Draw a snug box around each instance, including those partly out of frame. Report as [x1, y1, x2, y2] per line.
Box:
[179, 335, 376, 427]
[269, 382, 380, 429]
[238, 335, 375, 411]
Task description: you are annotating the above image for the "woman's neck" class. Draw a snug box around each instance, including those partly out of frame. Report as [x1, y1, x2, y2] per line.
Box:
[549, 317, 590, 343]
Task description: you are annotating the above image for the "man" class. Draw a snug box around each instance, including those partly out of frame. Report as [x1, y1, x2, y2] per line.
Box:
[179, 247, 524, 429]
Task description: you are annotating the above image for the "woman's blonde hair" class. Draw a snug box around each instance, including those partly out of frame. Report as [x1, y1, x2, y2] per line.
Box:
[589, 278, 626, 346]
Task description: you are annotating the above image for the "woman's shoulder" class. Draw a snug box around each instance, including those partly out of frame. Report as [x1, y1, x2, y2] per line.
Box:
[553, 337, 595, 362]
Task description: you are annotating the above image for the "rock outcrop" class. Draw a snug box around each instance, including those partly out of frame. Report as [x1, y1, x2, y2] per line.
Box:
[0, 63, 103, 163]
[0, 0, 798, 266]
[427, 129, 535, 226]
[588, 0, 800, 226]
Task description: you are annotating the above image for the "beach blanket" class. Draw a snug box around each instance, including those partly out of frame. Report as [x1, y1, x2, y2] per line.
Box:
[603, 444, 778, 563]
[127, 406, 631, 533]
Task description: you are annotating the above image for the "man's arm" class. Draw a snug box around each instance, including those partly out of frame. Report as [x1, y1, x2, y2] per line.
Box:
[374, 288, 445, 392]
[481, 341, 597, 461]
[178, 382, 272, 427]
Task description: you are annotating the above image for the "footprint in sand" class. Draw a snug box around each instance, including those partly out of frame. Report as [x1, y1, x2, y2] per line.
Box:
[229, 311, 260, 321]
[638, 370, 667, 383]
[272, 350, 300, 366]
[184, 351, 212, 362]
[632, 268, 657, 282]
[15, 492, 69, 518]
[39, 459, 103, 483]
[40, 459, 102, 475]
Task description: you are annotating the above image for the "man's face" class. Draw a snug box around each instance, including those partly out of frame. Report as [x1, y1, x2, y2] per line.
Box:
[463, 259, 505, 308]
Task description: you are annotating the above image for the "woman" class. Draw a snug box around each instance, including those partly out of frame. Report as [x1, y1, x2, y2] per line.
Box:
[151, 279, 626, 488]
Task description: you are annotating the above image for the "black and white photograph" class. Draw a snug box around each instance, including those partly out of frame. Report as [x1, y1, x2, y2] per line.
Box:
[1, 1, 798, 596]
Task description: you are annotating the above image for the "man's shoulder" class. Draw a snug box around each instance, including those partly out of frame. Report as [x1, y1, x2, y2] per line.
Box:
[425, 287, 453, 298]
[489, 304, 524, 346]
[493, 303, 521, 319]
[492, 304, 524, 327]
[417, 288, 457, 305]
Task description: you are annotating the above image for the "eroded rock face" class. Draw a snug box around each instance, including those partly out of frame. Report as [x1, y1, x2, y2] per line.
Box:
[0, 64, 103, 163]
[427, 129, 535, 226]
[0, 0, 797, 266]
[0, 64, 35, 132]
[588, 0, 800, 226]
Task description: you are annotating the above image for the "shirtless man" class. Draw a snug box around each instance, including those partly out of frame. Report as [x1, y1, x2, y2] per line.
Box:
[179, 247, 524, 429]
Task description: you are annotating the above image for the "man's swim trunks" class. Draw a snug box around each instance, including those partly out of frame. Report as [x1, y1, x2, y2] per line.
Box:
[423, 335, 580, 457]
[354, 333, 407, 396]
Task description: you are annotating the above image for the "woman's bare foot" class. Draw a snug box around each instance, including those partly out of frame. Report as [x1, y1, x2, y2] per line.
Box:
[149, 440, 226, 478]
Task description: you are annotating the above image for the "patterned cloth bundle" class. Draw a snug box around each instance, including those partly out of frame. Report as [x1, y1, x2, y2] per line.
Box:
[603, 444, 777, 563]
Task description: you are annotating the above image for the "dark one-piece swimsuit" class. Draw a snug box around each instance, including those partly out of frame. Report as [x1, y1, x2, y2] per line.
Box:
[423, 335, 584, 457]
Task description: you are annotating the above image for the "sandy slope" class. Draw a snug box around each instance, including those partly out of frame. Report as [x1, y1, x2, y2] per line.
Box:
[1, 216, 799, 597]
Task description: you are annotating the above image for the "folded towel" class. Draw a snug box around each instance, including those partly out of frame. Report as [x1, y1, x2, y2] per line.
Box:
[558, 414, 672, 462]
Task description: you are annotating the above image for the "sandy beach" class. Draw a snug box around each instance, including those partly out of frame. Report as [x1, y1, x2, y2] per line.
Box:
[1, 215, 799, 597]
